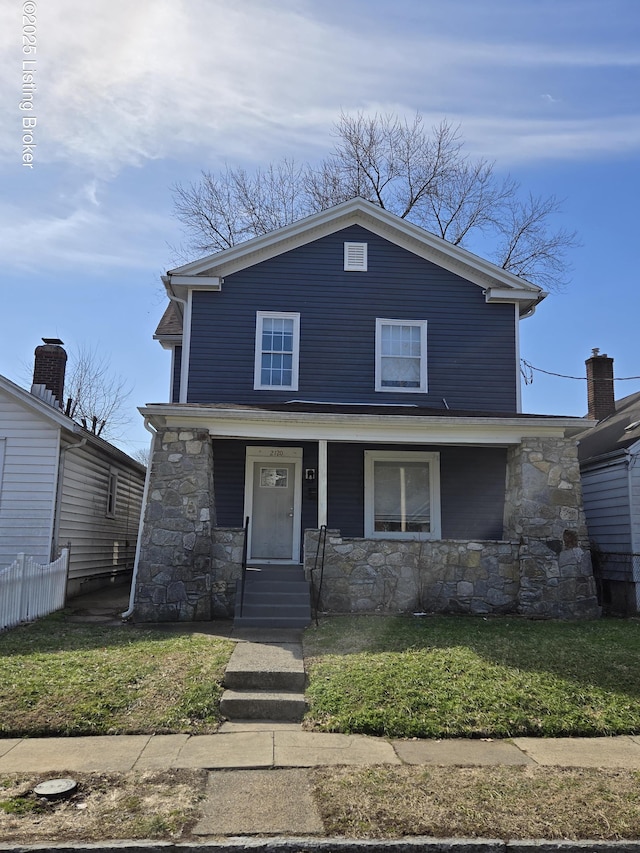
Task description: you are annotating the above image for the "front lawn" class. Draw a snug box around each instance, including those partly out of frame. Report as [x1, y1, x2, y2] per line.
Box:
[0, 612, 235, 737]
[303, 614, 640, 738]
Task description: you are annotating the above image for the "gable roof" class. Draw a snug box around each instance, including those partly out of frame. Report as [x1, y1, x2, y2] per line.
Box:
[0, 373, 146, 472]
[577, 390, 640, 463]
[0, 373, 77, 430]
[162, 197, 546, 321]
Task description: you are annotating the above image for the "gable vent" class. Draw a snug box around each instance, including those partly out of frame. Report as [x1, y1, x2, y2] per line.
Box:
[344, 242, 367, 271]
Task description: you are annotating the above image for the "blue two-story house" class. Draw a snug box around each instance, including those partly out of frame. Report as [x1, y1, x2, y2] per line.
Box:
[131, 198, 599, 623]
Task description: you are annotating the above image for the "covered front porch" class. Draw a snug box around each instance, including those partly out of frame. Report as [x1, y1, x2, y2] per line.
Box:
[132, 403, 600, 621]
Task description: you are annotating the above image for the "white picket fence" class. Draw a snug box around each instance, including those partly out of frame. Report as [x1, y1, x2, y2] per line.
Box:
[0, 549, 69, 631]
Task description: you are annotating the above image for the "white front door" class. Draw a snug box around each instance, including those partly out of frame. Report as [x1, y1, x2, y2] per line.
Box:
[244, 447, 302, 562]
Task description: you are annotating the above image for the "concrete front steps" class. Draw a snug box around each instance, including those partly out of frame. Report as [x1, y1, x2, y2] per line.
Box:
[220, 638, 307, 722]
[233, 565, 311, 630]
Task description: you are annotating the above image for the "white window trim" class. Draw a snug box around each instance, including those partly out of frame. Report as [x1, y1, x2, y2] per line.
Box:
[254, 311, 300, 391]
[364, 450, 441, 540]
[344, 242, 368, 271]
[375, 318, 428, 393]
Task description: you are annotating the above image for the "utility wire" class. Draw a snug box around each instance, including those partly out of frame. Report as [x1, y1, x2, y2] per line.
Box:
[521, 359, 640, 386]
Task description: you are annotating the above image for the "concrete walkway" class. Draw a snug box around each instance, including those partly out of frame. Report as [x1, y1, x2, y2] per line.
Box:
[2, 731, 640, 838]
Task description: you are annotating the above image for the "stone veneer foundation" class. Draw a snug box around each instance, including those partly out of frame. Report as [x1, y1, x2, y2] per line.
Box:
[133, 429, 600, 621]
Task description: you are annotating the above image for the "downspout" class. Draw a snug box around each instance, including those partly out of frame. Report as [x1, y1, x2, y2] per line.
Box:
[122, 418, 157, 620]
[162, 275, 190, 404]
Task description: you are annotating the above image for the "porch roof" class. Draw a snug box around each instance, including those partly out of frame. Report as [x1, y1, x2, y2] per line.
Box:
[140, 401, 592, 445]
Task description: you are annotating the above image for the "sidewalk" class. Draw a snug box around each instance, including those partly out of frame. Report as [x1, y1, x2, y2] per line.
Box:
[3, 728, 640, 773]
[2, 729, 640, 841]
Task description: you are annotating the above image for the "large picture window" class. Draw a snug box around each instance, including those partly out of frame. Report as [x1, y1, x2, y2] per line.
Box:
[375, 319, 427, 392]
[364, 451, 441, 539]
[254, 311, 300, 390]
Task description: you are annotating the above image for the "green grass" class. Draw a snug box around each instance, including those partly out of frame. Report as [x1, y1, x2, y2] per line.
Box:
[303, 614, 640, 738]
[0, 612, 235, 737]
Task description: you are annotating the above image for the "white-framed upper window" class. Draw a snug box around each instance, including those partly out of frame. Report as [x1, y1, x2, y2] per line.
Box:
[364, 450, 441, 540]
[344, 242, 367, 271]
[106, 469, 118, 518]
[254, 311, 300, 390]
[375, 318, 427, 393]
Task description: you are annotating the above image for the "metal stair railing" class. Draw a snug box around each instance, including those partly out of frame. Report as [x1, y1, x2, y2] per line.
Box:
[310, 525, 327, 625]
[238, 516, 250, 617]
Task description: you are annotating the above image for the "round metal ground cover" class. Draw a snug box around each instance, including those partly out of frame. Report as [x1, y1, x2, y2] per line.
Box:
[33, 778, 78, 799]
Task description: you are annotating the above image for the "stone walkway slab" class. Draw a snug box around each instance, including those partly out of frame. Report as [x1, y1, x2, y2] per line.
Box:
[274, 731, 400, 766]
[193, 768, 323, 836]
[171, 732, 274, 769]
[512, 735, 640, 768]
[0, 735, 150, 773]
[393, 738, 534, 766]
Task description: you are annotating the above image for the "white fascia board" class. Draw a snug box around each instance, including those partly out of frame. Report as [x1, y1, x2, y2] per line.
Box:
[165, 199, 544, 313]
[153, 335, 182, 350]
[167, 275, 222, 293]
[139, 404, 591, 445]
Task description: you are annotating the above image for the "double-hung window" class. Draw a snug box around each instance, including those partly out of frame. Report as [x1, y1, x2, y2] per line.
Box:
[375, 318, 427, 392]
[254, 311, 300, 390]
[364, 451, 441, 540]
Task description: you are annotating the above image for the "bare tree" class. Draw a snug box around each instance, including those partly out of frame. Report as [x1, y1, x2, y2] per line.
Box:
[64, 346, 133, 440]
[131, 446, 150, 467]
[172, 111, 579, 290]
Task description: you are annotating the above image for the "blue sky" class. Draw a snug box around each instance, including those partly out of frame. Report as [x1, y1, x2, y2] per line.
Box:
[2, 0, 639, 455]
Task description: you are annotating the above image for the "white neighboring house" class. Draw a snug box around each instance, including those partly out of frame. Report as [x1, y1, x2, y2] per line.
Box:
[0, 341, 146, 597]
[577, 350, 640, 614]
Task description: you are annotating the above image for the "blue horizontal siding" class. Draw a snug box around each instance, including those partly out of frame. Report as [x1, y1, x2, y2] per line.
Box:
[213, 440, 506, 542]
[187, 225, 517, 412]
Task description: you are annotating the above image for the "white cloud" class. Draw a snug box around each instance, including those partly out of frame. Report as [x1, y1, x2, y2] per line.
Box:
[0, 196, 172, 272]
[2, 0, 639, 177]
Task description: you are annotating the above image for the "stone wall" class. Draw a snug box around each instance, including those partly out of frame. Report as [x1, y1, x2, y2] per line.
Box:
[504, 436, 599, 618]
[133, 428, 216, 621]
[303, 436, 599, 619]
[304, 530, 520, 615]
[211, 527, 245, 617]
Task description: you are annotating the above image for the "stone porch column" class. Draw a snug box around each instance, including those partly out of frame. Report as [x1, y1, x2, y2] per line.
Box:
[504, 436, 599, 618]
[133, 427, 215, 621]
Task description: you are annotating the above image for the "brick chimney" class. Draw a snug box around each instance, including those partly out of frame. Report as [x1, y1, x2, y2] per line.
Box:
[33, 338, 67, 407]
[585, 348, 615, 421]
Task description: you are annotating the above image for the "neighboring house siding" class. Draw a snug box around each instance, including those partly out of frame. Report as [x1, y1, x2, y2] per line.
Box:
[581, 461, 632, 552]
[212, 439, 506, 541]
[0, 393, 59, 568]
[188, 225, 517, 412]
[630, 449, 640, 553]
[57, 443, 144, 582]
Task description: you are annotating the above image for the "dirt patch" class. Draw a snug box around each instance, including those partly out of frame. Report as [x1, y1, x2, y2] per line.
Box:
[311, 764, 640, 840]
[0, 769, 207, 843]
